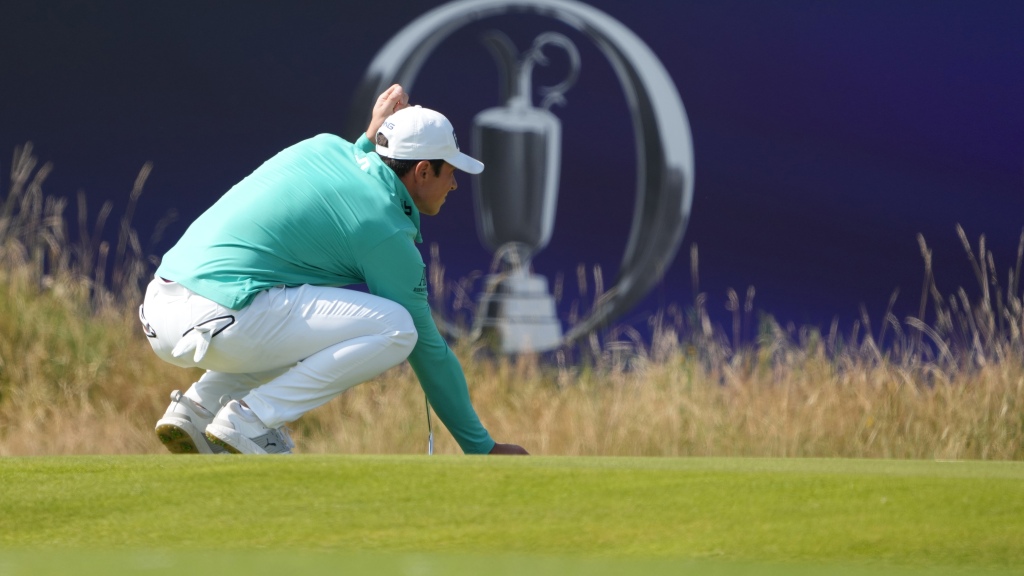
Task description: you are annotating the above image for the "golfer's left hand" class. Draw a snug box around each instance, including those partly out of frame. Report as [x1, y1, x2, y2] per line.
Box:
[489, 443, 529, 455]
[365, 84, 410, 140]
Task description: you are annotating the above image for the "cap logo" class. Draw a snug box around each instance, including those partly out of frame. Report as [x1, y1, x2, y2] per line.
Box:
[452, 129, 460, 149]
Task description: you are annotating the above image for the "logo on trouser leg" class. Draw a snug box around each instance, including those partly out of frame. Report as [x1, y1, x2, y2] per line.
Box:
[138, 305, 157, 338]
[171, 315, 236, 364]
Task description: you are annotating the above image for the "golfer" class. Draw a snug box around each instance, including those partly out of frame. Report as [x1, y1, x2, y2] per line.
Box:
[139, 84, 527, 456]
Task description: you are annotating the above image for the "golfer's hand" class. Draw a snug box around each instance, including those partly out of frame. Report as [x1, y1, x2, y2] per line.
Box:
[365, 84, 410, 140]
[489, 443, 529, 455]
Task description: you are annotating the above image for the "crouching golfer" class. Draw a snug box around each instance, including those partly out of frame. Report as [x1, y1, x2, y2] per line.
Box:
[139, 84, 527, 456]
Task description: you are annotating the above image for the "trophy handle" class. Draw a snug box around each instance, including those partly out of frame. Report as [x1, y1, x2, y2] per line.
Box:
[525, 32, 580, 110]
[348, 0, 695, 345]
[481, 30, 581, 111]
[480, 31, 519, 104]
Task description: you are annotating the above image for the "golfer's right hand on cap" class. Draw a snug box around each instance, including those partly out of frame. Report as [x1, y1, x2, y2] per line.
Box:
[489, 442, 529, 455]
[365, 83, 410, 140]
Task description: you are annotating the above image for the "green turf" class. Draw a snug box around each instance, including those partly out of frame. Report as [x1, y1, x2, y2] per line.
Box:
[1, 456, 1021, 575]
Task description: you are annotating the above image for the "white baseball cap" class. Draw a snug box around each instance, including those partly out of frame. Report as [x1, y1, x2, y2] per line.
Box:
[375, 106, 484, 174]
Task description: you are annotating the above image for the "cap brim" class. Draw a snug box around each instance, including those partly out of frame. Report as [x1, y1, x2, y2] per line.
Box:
[446, 152, 484, 174]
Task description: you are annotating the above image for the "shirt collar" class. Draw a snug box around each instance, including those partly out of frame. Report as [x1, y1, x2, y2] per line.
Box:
[371, 155, 422, 243]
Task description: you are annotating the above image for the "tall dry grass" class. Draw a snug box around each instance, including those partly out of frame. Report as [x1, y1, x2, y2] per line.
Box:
[0, 144, 1021, 459]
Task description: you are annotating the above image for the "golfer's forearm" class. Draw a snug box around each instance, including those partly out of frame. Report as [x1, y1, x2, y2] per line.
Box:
[407, 341, 495, 454]
[359, 230, 495, 454]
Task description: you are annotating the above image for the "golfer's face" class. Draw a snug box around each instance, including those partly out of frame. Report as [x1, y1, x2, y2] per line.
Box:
[416, 162, 458, 216]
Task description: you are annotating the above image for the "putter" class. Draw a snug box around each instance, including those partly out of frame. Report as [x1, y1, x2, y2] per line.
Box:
[425, 397, 434, 455]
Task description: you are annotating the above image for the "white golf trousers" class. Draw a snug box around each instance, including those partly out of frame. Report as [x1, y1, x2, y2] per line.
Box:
[141, 277, 417, 428]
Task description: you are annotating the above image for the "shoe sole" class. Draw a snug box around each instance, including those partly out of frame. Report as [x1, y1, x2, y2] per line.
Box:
[155, 420, 212, 454]
[204, 432, 243, 454]
[205, 425, 267, 455]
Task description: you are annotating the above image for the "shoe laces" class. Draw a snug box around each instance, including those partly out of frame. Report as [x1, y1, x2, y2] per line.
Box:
[171, 389, 214, 419]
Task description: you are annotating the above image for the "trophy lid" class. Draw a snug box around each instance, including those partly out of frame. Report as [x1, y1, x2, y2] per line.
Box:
[474, 104, 559, 132]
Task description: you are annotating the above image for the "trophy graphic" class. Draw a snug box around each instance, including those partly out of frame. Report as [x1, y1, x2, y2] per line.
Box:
[349, 0, 696, 353]
[471, 31, 580, 353]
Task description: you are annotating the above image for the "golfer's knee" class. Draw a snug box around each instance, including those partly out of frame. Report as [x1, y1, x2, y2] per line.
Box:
[389, 306, 418, 354]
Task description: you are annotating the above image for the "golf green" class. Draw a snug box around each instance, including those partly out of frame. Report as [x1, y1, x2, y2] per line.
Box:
[1, 456, 1021, 575]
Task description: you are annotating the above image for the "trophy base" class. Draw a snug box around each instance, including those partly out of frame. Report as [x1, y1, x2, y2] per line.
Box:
[477, 273, 563, 354]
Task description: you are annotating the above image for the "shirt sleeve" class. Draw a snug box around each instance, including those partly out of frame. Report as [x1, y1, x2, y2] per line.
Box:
[354, 133, 375, 153]
[360, 233, 496, 454]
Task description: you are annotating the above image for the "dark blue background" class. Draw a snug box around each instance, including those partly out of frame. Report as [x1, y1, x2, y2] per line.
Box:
[3, 0, 1023, 338]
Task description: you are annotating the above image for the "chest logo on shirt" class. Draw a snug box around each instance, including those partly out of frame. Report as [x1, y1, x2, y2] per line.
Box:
[403, 200, 412, 216]
[414, 269, 428, 294]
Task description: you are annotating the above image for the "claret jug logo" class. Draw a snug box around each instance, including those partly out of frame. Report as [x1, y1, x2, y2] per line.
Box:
[348, 0, 695, 354]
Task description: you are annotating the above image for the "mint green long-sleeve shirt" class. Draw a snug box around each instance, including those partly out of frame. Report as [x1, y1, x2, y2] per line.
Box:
[156, 133, 495, 454]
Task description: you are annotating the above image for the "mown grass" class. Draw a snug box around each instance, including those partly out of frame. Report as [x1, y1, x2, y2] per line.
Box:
[1, 456, 1022, 575]
[0, 144, 1023, 459]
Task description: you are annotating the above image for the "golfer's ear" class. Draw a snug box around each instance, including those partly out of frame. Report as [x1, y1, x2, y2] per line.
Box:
[415, 160, 431, 179]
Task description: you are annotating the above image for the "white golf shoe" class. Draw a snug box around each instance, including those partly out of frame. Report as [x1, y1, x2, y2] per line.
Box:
[205, 400, 294, 455]
[155, 390, 228, 454]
